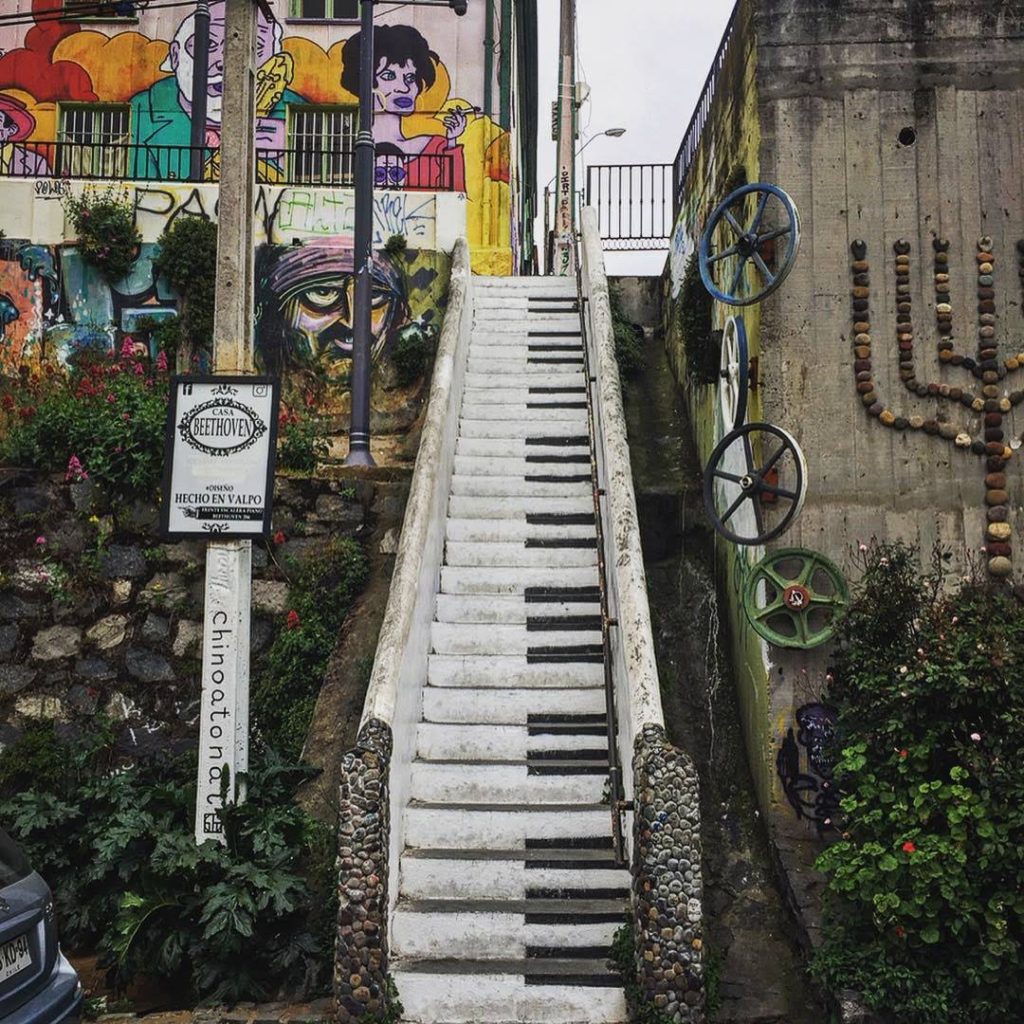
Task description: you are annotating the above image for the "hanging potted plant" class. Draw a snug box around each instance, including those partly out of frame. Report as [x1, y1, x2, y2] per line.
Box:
[63, 185, 142, 283]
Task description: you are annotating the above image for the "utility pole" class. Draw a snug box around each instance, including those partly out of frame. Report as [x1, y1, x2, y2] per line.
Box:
[344, 0, 377, 466]
[194, 0, 257, 845]
[553, 0, 576, 276]
[189, 0, 210, 181]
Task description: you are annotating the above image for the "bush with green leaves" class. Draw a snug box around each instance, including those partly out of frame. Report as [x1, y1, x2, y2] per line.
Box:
[0, 342, 169, 499]
[253, 536, 370, 758]
[276, 409, 330, 473]
[609, 287, 645, 380]
[153, 217, 217, 370]
[609, 922, 675, 1024]
[389, 323, 436, 387]
[676, 251, 716, 385]
[811, 542, 1024, 1023]
[0, 723, 335, 1003]
[64, 186, 141, 283]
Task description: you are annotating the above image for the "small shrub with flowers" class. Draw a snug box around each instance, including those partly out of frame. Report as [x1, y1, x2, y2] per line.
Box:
[811, 541, 1024, 1022]
[63, 186, 142, 283]
[276, 406, 330, 474]
[0, 340, 169, 500]
[251, 535, 369, 758]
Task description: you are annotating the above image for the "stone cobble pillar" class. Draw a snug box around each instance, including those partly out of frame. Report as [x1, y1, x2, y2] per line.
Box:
[632, 723, 705, 1023]
[334, 718, 392, 1023]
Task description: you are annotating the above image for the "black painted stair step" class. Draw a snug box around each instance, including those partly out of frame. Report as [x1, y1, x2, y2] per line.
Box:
[527, 887, 630, 900]
[525, 538, 598, 549]
[525, 585, 602, 602]
[401, 898, 626, 923]
[527, 748, 609, 761]
[394, 958, 621, 988]
[404, 847, 620, 865]
[526, 615, 603, 630]
[525, 437, 590, 448]
[528, 386, 586, 394]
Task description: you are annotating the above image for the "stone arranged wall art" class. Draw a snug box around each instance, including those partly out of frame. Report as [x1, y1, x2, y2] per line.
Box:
[849, 236, 1023, 580]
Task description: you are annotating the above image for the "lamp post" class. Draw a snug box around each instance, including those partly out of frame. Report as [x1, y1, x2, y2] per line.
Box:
[345, 0, 468, 467]
[544, 128, 626, 274]
[189, 0, 210, 182]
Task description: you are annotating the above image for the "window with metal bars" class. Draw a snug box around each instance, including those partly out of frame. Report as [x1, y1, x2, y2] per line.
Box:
[58, 105, 131, 180]
[288, 0, 359, 19]
[62, 1, 137, 19]
[287, 106, 357, 185]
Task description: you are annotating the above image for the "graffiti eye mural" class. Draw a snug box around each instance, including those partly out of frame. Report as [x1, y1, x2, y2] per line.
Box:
[302, 287, 344, 311]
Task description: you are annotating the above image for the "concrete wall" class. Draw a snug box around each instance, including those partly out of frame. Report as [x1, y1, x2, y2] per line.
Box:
[665, 0, 1024, 934]
[0, 0, 521, 272]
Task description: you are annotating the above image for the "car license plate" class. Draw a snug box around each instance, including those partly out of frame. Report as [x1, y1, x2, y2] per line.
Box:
[0, 934, 31, 982]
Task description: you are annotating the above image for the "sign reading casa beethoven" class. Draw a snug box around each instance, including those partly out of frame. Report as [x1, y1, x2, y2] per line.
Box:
[161, 377, 280, 539]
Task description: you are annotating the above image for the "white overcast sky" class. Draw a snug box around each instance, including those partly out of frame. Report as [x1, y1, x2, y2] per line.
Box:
[534, 1, 735, 276]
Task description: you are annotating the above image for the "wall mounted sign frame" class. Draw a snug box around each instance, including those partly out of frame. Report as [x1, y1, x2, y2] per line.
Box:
[160, 376, 280, 539]
[699, 183, 801, 306]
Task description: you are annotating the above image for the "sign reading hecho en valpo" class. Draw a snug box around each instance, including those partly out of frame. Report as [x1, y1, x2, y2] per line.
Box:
[161, 377, 280, 539]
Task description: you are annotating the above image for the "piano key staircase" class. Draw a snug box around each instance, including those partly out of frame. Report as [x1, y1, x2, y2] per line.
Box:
[389, 276, 629, 1024]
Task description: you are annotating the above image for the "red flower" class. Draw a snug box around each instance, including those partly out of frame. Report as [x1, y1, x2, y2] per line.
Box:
[894, 925, 906, 938]
[1, 395, 13, 410]
[899, 749, 909, 759]
[273, 530, 286, 545]
[286, 609, 301, 630]
[902, 841, 916, 854]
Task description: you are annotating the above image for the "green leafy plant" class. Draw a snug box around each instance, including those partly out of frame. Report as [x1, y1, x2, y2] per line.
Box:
[389, 323, 436, 387]
[276, 408, 330, 474]
[609, 921, 677, 1024]
[383, 233, 407, 257]
[609, 286, 645, 380]
[252, 536, 369, 758]
[64, 186, 141, 283]
[0, 723, 335, 1003]
[0, 342, 169, 500]
[811, 542, 1024, 1023]
[153, 217, 217, 371]
[676, 251, 716, 385]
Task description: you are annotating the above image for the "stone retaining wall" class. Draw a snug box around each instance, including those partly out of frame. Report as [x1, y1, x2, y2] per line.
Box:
[632, 724, 705, 1024]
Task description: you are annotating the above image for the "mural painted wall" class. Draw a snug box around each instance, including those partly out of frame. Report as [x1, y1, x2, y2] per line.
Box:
[0, 180, 451, 400]
[0, 0, 517, 273]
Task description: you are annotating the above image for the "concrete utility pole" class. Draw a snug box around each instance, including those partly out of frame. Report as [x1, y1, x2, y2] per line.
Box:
[194, 0, 257, 845]
[553, 0, 576, 276]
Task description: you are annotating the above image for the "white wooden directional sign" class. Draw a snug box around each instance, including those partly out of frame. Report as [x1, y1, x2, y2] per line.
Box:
[161, 377, 279, 539]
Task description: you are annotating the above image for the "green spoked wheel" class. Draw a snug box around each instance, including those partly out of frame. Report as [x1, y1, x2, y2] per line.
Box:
[742, 548, 849, 649]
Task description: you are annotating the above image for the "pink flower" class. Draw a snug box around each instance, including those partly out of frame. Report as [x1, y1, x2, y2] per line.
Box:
[106, 393, 116, 403]
[898, 748, 909, 759]
[120, 337, 136, 360]
[122, 412, 131, 422]
[65, 454, 88, 482]
[34, 535, 46, 547]
[133, 362, 144, 376]
[286, 609, 301, 630]
[156, 350, 168, 373]
[273, 530, 286, 545]
[970, 732, 982, 742]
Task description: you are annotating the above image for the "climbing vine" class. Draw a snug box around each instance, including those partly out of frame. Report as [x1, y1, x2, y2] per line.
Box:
[63, 185, 141, 283]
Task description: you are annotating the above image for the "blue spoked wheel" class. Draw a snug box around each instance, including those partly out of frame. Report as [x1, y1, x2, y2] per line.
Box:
[699, 183, 801, 306]
[719, 315, 749, 433]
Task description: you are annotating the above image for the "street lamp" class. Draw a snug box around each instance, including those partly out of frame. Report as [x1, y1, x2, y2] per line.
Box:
[346, 0, 468, 466]
[543, 128, 626, 274]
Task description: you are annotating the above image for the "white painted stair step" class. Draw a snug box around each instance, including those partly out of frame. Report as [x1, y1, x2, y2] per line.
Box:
[405, 803, 613, 850]
[465, 372, 584, 389]
[422, 685, 605, 724]
[454, 455, 592, 479]
[446, 520, 595, 543]
[392, 899, 624, 960]
[430, 623, 601, 657]
[458, 419, 590, 440]
[427, 655, 603, 689]
[401, 849, 628, 900]
[458, 387, 583, 405]
[434, 594, 599, 624]
[468, 360, 584, 376]
[446, 495, 595, 518]
[445, 542, 597, 569]
[417, 722, 607, 761]
[458, 407, 587, 426]
[455, 438, 590, 458]
[439, 565, 599, 594]
[409, 762, 607, 804]
[392, 964, 626, 1024]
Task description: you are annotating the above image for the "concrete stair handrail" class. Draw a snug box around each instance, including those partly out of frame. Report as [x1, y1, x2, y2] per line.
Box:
[334, 237, 473, 1023]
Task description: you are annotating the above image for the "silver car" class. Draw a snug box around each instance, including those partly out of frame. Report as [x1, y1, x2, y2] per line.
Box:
[0, 829, 81, 1024]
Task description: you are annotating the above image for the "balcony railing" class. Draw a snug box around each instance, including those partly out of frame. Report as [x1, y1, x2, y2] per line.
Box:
[0, 141, 457, 191]
[671, 1, 739, 215]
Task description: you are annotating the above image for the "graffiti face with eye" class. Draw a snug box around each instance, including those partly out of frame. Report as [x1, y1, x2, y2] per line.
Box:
[285, 275, 399, 362]
[375, 59, 421, 114]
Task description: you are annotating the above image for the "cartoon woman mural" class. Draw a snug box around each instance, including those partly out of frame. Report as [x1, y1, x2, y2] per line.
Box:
[0, 95, 50, 177]
[340, 25, 468, 191]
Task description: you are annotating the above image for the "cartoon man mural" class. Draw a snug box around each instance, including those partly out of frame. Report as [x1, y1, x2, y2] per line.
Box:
[254, 244, 410, 380]
[130, 1, 304, 180]
[0, 95, 50, 177]
[340, 25, 468, 191]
